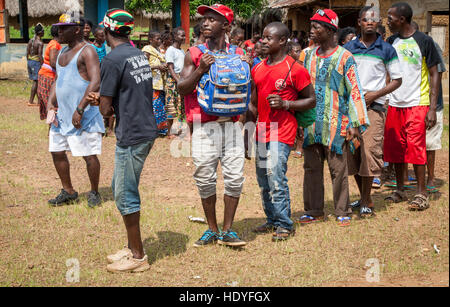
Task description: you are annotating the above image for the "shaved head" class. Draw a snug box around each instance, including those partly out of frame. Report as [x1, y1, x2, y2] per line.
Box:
[265, 22, 290, 41]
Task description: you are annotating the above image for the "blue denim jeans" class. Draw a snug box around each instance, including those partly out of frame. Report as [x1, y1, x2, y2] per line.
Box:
[112, 140, 154, 216]
[255, 142, 293, 230]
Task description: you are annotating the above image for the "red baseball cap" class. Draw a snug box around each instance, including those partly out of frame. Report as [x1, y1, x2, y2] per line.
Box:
[310, 9, 339, 30]
[197, 3, 234, 24]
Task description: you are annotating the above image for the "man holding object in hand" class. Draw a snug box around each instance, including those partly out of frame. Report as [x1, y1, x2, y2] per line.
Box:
[47, 12, 104, 208]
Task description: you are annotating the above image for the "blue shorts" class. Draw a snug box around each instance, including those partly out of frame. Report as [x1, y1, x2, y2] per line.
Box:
[112, 140, 154, 216]
[27, 60, 41, 81]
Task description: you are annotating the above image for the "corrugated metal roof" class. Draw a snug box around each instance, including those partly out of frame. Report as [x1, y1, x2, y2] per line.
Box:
[270, 0, 317, 9]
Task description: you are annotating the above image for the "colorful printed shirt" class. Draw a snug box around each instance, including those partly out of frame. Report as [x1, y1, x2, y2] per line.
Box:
[303, 46, 369, 154]
[344, 34, 402, 107]
[387, 31, 440, 108]
[142, 44, 166, 91]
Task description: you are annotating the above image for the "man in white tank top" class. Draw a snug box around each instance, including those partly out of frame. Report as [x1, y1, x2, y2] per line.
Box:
[46, 12, 104, 208]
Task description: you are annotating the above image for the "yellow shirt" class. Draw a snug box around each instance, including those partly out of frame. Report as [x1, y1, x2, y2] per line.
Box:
[142, 45, 166, 91]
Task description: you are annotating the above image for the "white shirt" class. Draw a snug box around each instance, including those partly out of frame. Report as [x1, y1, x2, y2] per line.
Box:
[165, 46, 185, 74]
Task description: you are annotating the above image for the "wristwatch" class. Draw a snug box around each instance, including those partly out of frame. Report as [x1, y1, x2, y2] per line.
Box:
[76, 106, 84, 115]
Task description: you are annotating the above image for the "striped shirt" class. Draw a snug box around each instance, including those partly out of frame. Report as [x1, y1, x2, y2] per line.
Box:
[344, 34, 402, 107]
[303, 45, 369, 154]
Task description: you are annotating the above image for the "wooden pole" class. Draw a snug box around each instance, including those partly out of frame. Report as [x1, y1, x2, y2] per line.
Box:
[19, 0, 29, 42]
[180, 0, 190, 45]
[0, 0, 6, 44]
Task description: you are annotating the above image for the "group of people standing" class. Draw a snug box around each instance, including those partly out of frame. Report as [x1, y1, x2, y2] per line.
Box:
[32, 1, 445, 274]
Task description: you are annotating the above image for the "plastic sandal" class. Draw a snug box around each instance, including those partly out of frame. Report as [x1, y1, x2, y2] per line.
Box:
[426, 185, 439, 193]
[408, 194, 429, 211]
[384, 180, 415, 190]
[337, 216, 351, 227]
[349, 200, 361, 210]
[384, 190, 408, 203]
[293, 151, 303, 158]
[296, 214, 324, 224]
[372, 177, 382, 189]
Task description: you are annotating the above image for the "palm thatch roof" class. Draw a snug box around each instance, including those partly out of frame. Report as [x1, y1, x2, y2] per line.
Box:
[139, 11, 203, 21]
[6, 0, 83, 17]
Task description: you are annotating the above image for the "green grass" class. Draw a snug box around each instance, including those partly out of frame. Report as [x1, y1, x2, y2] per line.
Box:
[0, 91, 448, 287]
[0, 80, 32, 100]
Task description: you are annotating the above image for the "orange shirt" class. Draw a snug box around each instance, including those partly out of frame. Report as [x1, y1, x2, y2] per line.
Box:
[38, 39, 62, 78]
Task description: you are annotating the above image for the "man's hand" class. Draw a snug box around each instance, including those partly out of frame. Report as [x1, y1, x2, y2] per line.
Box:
[72, 110, 82, 129]
[346, 127, 361, 142]
[240, 54, 253, 67]
[267, 94, 287, 110]
[198, 53, 215, 74]
[47, 103, 57, 114]
[87, 92, 100, 106]
[159, 64, 169, 72]
[364, 92, 378, 106]
[425, 109, 437, 130]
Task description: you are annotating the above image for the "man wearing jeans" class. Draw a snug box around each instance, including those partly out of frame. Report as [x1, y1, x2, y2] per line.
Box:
[247, 22, 315, 241]
[89, 9, 157, 273]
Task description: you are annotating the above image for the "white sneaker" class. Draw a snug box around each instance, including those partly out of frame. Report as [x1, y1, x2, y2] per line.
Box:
[106, 247, 132, 264]
[106, 255, 150, 273]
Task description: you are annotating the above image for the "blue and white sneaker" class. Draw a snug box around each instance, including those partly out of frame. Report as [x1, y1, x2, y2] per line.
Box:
[350, 200, 361, 210]
[360, 206, 374, 218]
[193, 229, 219, 247]
[218, 229, 247, 247]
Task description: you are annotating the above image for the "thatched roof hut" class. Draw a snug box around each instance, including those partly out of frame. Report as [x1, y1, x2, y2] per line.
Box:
[6, 0, 83, 17]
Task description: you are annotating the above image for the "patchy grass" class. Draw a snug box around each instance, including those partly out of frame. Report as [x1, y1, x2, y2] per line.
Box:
[0, 94, 448, 287]
[0, 80, 32, 100]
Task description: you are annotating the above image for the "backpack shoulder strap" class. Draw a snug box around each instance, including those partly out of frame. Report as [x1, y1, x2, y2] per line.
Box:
[228, 44, 238, 54]
[196, 44, 209, 54]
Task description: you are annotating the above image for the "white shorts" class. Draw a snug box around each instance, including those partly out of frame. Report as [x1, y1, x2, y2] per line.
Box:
[49, 130, 102, 157]
[426, 109, 443, 151]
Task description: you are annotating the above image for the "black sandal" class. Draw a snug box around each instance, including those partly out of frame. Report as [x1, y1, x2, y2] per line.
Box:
[384, 190, 408, 203]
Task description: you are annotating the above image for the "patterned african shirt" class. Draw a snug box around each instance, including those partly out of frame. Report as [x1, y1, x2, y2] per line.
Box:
[303, 45, 369, 154]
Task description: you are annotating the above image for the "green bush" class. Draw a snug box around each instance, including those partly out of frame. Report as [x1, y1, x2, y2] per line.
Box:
[9, 25, 53, 39]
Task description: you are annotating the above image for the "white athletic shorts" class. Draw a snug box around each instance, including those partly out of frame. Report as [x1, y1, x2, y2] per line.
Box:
[426, 109, 443, 151]
[49, 130, 102, 157]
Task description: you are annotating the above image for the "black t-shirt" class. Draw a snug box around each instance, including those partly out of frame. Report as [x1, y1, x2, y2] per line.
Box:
[100, 42, 157, 147]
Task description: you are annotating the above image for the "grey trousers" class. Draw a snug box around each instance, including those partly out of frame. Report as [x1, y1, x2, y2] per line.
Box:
[303, 143, 352, 217]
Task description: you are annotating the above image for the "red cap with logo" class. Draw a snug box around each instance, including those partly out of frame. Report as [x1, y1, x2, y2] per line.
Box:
[197, 3, 234, 24]
[310, 9, 339, 30]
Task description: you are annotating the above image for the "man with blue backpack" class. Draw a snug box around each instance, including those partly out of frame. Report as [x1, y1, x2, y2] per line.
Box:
[178, 4, 253, 248]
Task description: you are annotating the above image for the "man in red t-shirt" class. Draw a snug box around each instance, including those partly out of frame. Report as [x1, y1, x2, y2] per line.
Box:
[246, 22, 316, 241]
[243, 32, 261, 57]
[178, 4, 252, 248]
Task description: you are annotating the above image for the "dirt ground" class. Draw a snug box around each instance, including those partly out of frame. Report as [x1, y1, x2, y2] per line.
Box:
[0, 96, 448, 287]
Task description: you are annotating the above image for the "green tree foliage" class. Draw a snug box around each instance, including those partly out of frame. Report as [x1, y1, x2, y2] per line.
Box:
[125, 0, 267, 20]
